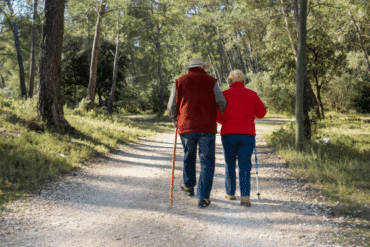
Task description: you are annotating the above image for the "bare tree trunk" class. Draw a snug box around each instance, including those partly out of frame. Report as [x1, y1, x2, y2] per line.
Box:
[73, 84, 77, 109]
[296, 0, 307, 150]
[87, 15, 91, 71]
[225, 49, 234, 72]
[348, 9, 370, 73]
[108, 11, 120, 115]
[97, 87, 103, 106]
[28, 0, 38, 98]
[37, 0, 70, 132]
[6, 0, 27, 99]
[239, 32, 256, 74]
[197, 25, 221, 82]
[217, 28, 229, 82]
[86, 0, 107, 110]
[235, 44, 246, 75]
[156, 23, 164, 116]
[282, 0, 320, 127]
[313, 72, 325, 118]
[1, 76, 5, 88]
[281, 0, 298, 61]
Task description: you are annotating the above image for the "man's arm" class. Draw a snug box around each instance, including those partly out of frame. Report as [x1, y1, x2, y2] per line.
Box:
[214, 83, 227, 112]
[167, 84, 177, 124]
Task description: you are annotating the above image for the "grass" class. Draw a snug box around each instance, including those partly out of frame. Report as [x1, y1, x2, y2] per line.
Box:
[0, 97, 172, 212]
[264, 110, 370, 246]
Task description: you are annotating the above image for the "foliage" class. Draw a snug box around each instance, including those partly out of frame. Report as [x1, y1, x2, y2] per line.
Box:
[247, 72, 295, 115]
[353, 74, 370, 114]
[61, 35, 128, 109]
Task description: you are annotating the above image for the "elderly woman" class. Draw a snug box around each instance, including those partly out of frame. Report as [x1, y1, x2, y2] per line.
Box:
[217, 70, 266, 207]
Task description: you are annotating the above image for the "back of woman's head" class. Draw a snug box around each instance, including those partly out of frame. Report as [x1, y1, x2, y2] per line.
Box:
[227, 70, 247, 85]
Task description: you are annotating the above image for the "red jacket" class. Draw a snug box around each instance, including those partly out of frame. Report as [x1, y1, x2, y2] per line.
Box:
[176, 67, 218, 134]
[217, 82, 266, 136]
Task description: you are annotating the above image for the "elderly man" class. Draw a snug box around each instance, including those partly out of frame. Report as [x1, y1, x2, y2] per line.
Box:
[167, 57, 227, 208]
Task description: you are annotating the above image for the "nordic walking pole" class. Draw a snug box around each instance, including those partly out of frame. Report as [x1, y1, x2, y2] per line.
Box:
[254, 146, 261, 200]
[169, 126, 178, 208]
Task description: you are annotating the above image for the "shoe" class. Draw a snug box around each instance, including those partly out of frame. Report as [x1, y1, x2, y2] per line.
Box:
[180, 183, 194, 197]
[241, 196, 251, 207]
[198, 198, 211, 208]
[225, 194, 236, 200]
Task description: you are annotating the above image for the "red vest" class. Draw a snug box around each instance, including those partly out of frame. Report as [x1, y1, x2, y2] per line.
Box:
[176, 67, 217, 134]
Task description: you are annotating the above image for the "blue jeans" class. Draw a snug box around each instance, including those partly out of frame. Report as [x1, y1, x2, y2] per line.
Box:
[221, 135, 255, 197]
[180, 132, 216, 200]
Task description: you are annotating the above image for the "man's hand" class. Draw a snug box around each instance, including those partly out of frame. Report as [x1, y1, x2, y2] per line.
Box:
[173, 122, 178, 129]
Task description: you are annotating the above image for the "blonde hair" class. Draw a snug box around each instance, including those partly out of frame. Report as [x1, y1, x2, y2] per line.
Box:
[227, 70, 247, 84]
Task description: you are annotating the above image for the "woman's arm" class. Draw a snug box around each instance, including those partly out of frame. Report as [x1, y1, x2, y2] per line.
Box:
[254, 92, 267, 119]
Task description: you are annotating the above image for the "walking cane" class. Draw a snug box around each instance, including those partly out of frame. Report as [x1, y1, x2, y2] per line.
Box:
[169, 127, 178, 208]
[254, 146, 261, 200]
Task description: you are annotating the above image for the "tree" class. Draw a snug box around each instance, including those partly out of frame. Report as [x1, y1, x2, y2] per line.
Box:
[37, 0, 70, 132]
[306, 28, 346, 119]
[108, 10, 121, 115]
[28, 0, 39, 98]
[6, 0, 27, 98]
[348, 9, 370, 73]
[296, 0, 307, 150]
[86, 0, 108, 110]
[280, 0, 319, 140]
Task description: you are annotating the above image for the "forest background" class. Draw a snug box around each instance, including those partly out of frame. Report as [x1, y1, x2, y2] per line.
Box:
[1, 0, 369, 116]
[0, 1, 370, 243]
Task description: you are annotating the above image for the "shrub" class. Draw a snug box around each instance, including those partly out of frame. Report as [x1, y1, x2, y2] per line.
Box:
[353, 85, 370, 114]
[247, 72, 295, 115]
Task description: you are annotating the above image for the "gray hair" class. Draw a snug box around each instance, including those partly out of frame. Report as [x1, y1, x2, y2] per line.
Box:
[227, 70, 247, 84]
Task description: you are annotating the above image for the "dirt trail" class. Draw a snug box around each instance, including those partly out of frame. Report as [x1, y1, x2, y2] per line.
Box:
[0, 121, 342, 247]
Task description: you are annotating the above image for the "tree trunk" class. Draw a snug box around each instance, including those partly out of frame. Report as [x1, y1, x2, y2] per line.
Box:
[282, 0, 320, 135]
[108, 11, 121, 115]
[86, 0, 107, 110]
[87, 15, 91, 71]
[197, 25, 221, 82]
[97, 87, 103, 106]
[1, 76, 5, 88]
[235, 44, 246, 75]
[226, 49, 234, 72]
[37, 0, 70, 132]
[281, 0, 298, 61]
[28, 0, 38, 98]
[239, 32, 256, 74]
[296, 0, 307, 150]
[348, 9, 370, 73]
[73, 84, 77, 109]
[207, 53, 221, 82]
[217, 27, 229, 80]
[156, 23, 164, 116]
[313, 72, 325, 119]
[6, 0, 27, 98]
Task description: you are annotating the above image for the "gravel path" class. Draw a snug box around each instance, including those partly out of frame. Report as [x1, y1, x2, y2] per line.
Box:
[0, 122, 344, 247]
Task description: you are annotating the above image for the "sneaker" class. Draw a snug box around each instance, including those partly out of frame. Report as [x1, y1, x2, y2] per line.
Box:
[180, 183, 194, 197]
[198, 198, 211, 208]
[241, 196, 251, 207]
[225, 194, 236, 200]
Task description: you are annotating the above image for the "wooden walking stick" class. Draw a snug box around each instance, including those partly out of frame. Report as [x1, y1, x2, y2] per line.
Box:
[169, 127, 178, 208]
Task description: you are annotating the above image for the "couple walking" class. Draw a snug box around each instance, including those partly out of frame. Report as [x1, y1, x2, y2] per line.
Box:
[167, 57, 266, 209]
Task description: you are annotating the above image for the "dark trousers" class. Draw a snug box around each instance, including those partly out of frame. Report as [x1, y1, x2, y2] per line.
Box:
[221, 134, 255, 197]
[180, 132, 216, 200]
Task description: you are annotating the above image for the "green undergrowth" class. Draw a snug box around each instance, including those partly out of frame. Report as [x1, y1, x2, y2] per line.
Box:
[265, 110, 370, 245]
[0, 97, 172, 210]
[265, 110, 370, 218]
